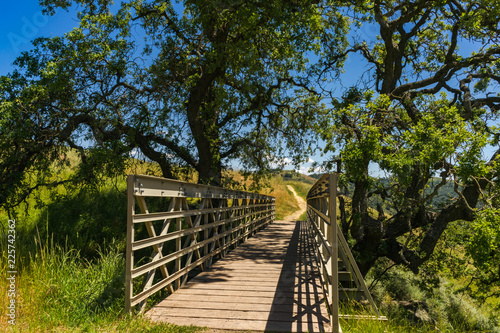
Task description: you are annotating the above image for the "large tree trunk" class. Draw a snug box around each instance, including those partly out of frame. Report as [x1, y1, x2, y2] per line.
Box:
[348, 163, 384, 275]
[197, 139, 222, 186]
[185, 54, 226, 186]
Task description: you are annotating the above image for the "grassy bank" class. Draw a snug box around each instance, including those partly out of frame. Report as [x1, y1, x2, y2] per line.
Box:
[0, 240, 201, 332]
[0, 174, 203, 331]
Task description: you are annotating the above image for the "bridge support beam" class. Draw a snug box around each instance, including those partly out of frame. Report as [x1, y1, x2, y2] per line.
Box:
[328, 173, 339, 333]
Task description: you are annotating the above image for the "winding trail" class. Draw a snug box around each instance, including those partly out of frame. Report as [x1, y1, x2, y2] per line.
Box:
[283, 185, 307, 221]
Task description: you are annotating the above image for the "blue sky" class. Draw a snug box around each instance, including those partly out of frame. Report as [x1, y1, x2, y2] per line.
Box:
[0, 3, 80, 76]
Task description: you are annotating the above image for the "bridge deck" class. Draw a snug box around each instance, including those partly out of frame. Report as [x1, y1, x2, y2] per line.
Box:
[146, 220, 331, 332]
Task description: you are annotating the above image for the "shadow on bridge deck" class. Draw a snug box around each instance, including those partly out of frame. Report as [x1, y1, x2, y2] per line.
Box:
[146, 220, 331, 332]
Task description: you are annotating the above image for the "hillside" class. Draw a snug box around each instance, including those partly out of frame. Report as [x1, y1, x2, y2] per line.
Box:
[273, 169, 317, 184]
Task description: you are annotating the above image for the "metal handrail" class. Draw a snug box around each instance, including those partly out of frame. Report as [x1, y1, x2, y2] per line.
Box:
[125, 174, 275, 312]
[306, 173, 383, 333]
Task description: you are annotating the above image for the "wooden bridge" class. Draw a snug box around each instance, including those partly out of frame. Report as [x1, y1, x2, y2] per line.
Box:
[125, 174, 386, 332]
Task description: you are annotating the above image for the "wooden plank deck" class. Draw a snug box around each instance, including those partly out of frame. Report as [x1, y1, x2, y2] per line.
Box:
[146, 220, 331, 332]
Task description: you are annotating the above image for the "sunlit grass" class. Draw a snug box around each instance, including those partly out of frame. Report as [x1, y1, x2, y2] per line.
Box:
[266, 176, 300, 220]
[286, 180, 312, 199]
[286, 181, 312, 221]
[0, 238, 202, 333]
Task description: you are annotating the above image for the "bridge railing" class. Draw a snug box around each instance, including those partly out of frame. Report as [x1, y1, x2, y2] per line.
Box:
[306, 173, 382, 333]
[125, 175, 275, 313]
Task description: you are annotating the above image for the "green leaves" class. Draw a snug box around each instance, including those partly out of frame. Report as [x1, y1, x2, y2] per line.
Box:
[384, 98, 485, 181]
[467, 208, 500, 272]
[460, 207, 500, 300]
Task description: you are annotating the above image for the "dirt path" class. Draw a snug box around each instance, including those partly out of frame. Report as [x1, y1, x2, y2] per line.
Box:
[283, 185, 307, 221]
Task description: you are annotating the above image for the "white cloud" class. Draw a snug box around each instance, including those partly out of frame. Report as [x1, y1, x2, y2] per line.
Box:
[296, 165, 324, 175]
[307, 157, 315, 163]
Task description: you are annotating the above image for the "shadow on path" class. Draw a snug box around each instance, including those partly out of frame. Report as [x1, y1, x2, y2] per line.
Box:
[266, 220, 329, 332]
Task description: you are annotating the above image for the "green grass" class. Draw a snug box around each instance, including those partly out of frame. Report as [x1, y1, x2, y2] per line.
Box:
[0, 169, 207, 332]
[285, 180, 312, 199]
[339, 317, 436, 333]
[0, 238, 203, 332]
[265, 176, 301, 220]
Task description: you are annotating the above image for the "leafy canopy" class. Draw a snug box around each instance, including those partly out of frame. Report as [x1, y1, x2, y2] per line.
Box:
[0, 0, 346, 209]
[316, 0, 500, 298]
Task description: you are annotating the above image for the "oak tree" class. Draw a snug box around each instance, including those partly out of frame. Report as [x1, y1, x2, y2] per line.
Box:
[317, 0, 500, 295]
[0, 0, 340, 207]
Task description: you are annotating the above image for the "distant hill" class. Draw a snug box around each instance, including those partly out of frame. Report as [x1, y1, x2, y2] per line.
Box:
[339, 177, 458, 214]
[272, 170, 317, 184]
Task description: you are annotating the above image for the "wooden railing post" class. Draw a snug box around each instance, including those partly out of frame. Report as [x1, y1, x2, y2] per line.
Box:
[328, 173, 339, 333]
[125, 175, 135, 313]
[306, 173, 385, 332]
